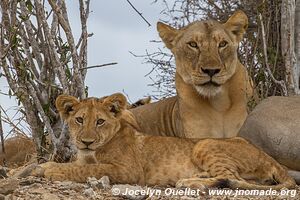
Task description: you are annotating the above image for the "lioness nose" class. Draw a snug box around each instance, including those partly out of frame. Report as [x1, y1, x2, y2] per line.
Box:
[81, 139, 95, 146]
[201, 68, 220, 77]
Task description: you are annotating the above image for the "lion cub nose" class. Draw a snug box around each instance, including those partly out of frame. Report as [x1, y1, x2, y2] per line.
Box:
[81, 139, 95, 147]
[201, 68, 221, 77]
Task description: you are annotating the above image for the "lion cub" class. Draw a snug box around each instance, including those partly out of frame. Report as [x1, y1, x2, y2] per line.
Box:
[32, 93, 295, 190]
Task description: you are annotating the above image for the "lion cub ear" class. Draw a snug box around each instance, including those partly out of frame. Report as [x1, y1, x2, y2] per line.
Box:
[224, 10, 248, 42]
[56, 95, 79, 120]
[103, 93, 127, 117]
[157, 22, 179, 49]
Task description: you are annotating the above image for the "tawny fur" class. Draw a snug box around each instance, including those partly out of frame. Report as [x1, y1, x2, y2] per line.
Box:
[0, 136, 36, 168]
[131, 10, 253, 138]
[32, 94, 295, 190]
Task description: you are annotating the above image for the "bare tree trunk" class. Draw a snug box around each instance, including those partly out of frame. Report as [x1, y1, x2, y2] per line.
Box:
[295, 0, 300, 90]
[0, 0, 91, 162]
[281, 0, 300, 95]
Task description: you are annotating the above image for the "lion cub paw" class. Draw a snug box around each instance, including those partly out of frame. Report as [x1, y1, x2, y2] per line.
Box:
[31, 162, 68, 181]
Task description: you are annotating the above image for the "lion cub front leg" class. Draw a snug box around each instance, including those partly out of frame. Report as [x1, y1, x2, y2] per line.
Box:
[31, 162, 123, 183]
[31, 162, 75, 181]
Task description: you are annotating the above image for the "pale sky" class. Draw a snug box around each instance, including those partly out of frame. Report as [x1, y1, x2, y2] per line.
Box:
[0, 1, 172, 136]
[71, 0, 167, 99]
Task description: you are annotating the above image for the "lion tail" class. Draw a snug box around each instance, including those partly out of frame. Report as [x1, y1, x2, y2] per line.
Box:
[217, 165, 296, 190]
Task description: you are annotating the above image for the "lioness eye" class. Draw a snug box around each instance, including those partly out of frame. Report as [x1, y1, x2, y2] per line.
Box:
[97, 119, 105, 126]
[219, 41, 228, 48]
[76, 117, 83, 124]
[187, 41, 198, 48]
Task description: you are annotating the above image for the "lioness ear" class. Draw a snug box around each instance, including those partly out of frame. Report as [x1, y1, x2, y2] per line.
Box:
[103, 93, 127, 117]
[224, 10, 248, 42]
[157, 22, 179, 49]
[56, 95, 79, 120]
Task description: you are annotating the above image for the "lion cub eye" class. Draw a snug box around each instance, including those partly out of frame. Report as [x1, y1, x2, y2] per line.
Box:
[187, 41, 198, 49]
[96, 119, 105, 126]
[76, 117, 83, 124]
[219, 41, 228, 48]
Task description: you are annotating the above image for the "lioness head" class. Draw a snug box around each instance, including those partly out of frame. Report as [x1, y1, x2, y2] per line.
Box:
[157, 10, 248, 97]
[56, 93, 137, 153]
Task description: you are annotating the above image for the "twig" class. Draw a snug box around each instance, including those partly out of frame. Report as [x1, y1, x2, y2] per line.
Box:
[0, 109, 4, 153]
[26, 82, 54, 138]
[0, 105, 29, 139]
[259, 14, 287, 96]
[48, 0, 85, 98]
[35, 0, 70, 94]
[125, 0, 151, 27]
[20, 1, 43, 72]
[79, 0, 91, 81]
[122, 89, 133, 104]
[80, 62, 118, 70]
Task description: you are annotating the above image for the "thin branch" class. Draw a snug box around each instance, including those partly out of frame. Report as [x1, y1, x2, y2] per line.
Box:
[48, 0, 85, 98]
[0, 109, 4, 153]
[34, 0, 70, 94]
[20, 1, 43, 72]
[259, 14, 288, 96]
[126, 0, 151, 27]
[0, 106, 29, 138]
[79, 0, 90, 81]
[26, 82, 54, 136]
[80, 62, 118, 70]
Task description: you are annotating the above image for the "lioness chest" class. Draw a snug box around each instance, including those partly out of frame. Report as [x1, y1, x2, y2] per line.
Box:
[180, 98, 244, 138]
[181, 109, 243, 138]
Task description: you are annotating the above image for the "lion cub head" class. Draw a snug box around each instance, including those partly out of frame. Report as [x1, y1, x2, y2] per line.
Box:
[56, 93, 137, 154]
[157, 10, 248, 97]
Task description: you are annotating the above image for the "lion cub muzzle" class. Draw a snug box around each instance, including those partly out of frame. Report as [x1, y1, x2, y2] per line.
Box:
[80, 138, 96, 149]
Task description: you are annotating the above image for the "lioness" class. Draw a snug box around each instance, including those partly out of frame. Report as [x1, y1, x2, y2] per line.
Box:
[131, 10, 253, 138]
[0, 136, 36, 168]
[31, 93, 295, 190]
